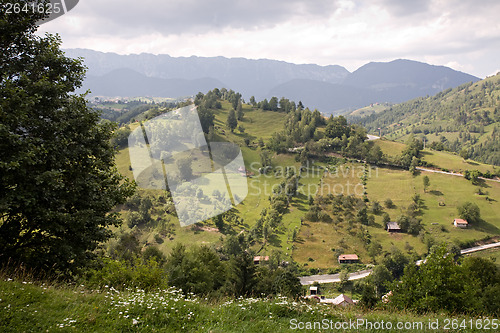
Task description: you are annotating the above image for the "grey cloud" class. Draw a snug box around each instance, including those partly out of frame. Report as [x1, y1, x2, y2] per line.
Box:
[75, 0, 340, 36]
[373, 0, 432, 16]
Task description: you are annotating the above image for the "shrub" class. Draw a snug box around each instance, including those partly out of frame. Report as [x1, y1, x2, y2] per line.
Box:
[86, 257, 167, 291]
[457, 202, 481, 224]
[384, 198, 395, 209]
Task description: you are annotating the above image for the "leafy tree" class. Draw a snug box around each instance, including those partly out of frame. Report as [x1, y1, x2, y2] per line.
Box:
[325, 116, 350, 139]
[368, 241, 382, 260]
[422, 175, 430, 192]
[382, 247, 409, 279]
[110, 233, 141, 264]
[0, 6, 134, 274]
[459, 148, 469, 160]
[390, 244, 473, 314]
[126, 211, 144, 228]
[226, 251, 257, 296]
[461, 256, 500, 314]
[384, 198, 395, 209]
[213, 215, 225, 233]
[142, 245, 166, 266]
[270, 265, 303, 298]
[369, 265, 392, 298]
[359, 282, 378, 308]
[366, 145, 383, 164]
[409, 156, 419, 174]
[464, 169, 481, 185]
[236, 100, 244, 120]
[230, 92, 242, 110]
[165, 244, 226, 295]
[110, 126, 132, 148]
[260, 149, 272, 168]
[371, 200, 382, 214]
[268, 97, 279, 111]
[357, 207, 369, 225]
[197, 106, 215, 133]
[338, 269, 350, 291]
[457, 201, 481, 224]
[226, 108, 238, 132]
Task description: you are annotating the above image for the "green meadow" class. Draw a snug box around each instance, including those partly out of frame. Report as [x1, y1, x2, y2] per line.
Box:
[113, 103, 499, 270]
[2, 276, 486, 333]
[365, 166, 500, 246]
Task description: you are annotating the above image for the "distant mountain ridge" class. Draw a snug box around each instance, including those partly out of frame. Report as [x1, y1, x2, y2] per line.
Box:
[84, 68, 225, 98]
[65, 49, 480, 114]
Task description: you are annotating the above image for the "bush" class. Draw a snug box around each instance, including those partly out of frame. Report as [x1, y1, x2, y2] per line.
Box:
[457, 202, 481, 224]
[384, 198, 395, 209]
[317, 211, 332, 222]
[86, 257, 167, 291]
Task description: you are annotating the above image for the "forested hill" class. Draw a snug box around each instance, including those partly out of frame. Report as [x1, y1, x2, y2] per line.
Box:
[354, 73, 500, 166]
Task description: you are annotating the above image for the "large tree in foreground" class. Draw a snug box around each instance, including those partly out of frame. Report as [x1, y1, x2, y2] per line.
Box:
[0, 2, 135, 274]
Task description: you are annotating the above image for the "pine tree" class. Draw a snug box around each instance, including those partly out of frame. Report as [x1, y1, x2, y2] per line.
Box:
[227, 109, 238, 132]
[236, 100, 244, 120]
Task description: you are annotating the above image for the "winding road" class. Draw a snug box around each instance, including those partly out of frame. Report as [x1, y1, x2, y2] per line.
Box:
[416, 167, 500, 183]
[299, 269, 373, 285]
[414, 242, 500, 266]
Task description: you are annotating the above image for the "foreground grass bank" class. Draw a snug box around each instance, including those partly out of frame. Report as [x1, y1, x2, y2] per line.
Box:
[1, 277, 495, 332]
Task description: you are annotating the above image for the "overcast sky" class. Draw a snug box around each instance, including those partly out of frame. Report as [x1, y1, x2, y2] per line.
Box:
[37, 0, 500, 78]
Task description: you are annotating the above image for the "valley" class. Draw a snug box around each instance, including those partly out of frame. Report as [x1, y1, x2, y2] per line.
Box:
[106, 87, 500, 276]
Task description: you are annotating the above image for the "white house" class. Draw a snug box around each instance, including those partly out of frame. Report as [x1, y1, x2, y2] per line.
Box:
[453, 218, 468, 228]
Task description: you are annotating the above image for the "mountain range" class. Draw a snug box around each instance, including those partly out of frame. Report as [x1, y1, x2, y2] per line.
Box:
[65, 49, 480, 114]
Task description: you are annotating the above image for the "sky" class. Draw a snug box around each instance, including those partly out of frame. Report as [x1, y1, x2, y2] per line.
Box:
[36, 0, 500, 78]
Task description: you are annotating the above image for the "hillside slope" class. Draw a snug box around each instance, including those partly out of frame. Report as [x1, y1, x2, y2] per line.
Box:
[343, 59, 479, 102]
[356, 73, 500, 165]
[2, 276, 475, 333]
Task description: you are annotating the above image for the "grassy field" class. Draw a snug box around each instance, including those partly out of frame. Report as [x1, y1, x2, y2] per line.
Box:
[420, 149, 497, 173]
[373, 138, 498, 174]
[365, 166, 500, 247]
[294, 162, 429, 268]
[373, 139, 406, 159]
[348, 103, 390, 118]
[293, 158, 500, 268]
[213, 101, 285, 142]
[0, 276, 487, 333]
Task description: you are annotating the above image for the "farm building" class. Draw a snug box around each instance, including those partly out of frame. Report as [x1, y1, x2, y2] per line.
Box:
[331, 294, 355, 306]
[338, 254, 359, 264]
[386, 221, 402, 233]
[253, 256, 269, 265]
[453, 218, 468, 228]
